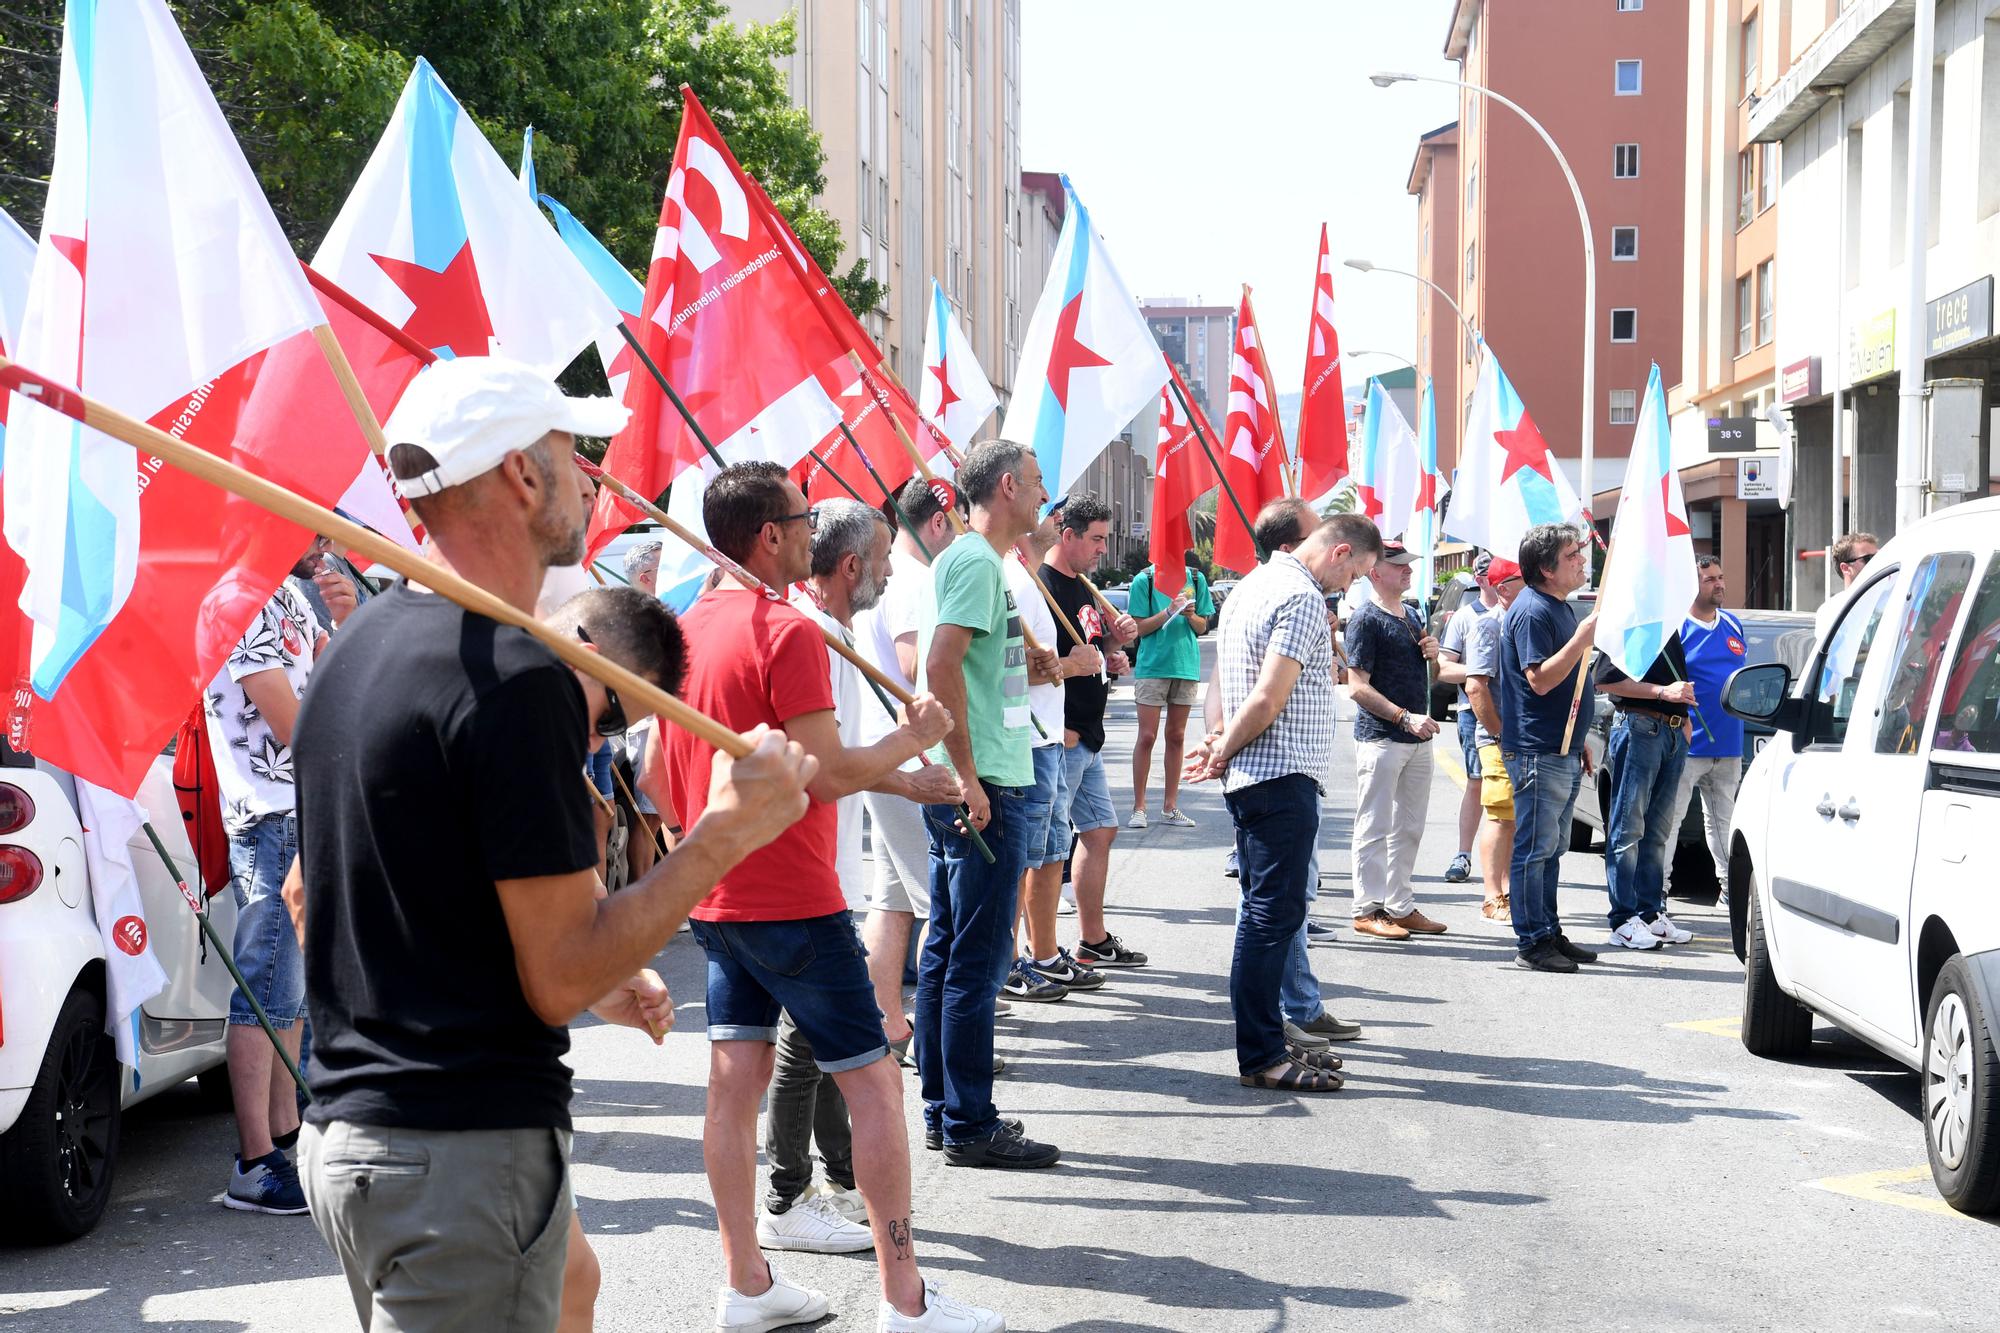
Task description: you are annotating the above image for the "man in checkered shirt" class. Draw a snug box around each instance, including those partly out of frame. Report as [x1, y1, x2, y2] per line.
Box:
[1186, 511, 1381, 1093]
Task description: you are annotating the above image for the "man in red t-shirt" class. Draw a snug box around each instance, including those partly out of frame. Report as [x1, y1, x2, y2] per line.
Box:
[665, 464, 1000, 1333]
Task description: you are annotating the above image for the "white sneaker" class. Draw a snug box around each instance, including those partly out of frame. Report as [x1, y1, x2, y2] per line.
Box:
[755, 1195, 873, 1254]
[716, 1265, 830, 1331]
[1127, 808, 1148, 828]
[1160, 808, 1197, 828]
[878, 1278, 1005, 1332]
[813, 1181, 869, 1225]
[1056, 893, 1076, 915]
[1608, 918, 1661, 950]
[1647, 912, 1693, 944]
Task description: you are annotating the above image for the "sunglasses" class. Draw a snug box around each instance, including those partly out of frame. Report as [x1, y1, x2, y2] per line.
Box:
[574, 626, 629, 738]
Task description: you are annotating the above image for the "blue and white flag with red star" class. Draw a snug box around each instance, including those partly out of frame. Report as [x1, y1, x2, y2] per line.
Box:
[1352, 377, 1420, 543]
[316, 58, 615, 375]
[919, 277, 997, 458]
[0, 206, 33, 450]
[518, 126, 646, 405]
[1446, 341, 1583, 562]
[1001, 179, 1165, 499]
[1412, 376, 1450, 600]
[1594, 362, 1697, 680]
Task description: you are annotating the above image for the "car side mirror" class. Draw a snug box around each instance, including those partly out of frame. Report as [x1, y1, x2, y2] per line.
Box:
[1724, 662, 1800, 730]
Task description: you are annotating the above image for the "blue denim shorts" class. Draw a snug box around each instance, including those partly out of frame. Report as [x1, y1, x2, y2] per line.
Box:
[1457, 708, 1481, 779]
[228, 812, 305, 1027]
[1060, 741, 1116, 835]
[1021, 743, 1071, 867]
[687, 913, 889, 1073]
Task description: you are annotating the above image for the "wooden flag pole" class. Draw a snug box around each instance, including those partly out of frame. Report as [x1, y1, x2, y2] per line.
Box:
[0, 354, 755, 760]
[308, 324, 426, 545]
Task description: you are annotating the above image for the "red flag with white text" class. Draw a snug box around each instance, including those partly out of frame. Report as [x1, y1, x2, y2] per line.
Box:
[1296, 225, 1349, 500]
[1149, 366, 1220, 597]
[1211, 290, 1289, 574]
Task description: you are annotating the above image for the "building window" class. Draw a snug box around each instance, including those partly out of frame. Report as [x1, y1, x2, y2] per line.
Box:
[1757, 259, 1775, 346]
[1740, 11, 1760, 102]
[1609, 389, 1637, 425]
[1466, 167, 1477, 213]
[1736, 274, 1754, 355]
[1737, 149, 1755, 227]
[1760, 140, 1779, 212]
[1617, 0, 1643, 9]
[1610, 308, 1637, 342]
[1615, 60, 1643, 95]
[1614, 143, 1640, 178]
[1611, 226, 1638, 260]
[1465, 242, 1477, 285]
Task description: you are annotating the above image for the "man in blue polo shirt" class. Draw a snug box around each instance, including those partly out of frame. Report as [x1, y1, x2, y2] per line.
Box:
[1672, 555, 1747, 896]
[1498, 523, 1600, 974]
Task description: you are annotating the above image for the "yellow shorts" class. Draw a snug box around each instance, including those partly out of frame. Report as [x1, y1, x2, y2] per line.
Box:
[1477, 744, 1515, 822]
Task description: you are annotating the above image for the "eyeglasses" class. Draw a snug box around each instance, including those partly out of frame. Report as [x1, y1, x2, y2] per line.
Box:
[574, 627, 629, 738]
[772, 509, 819, 532]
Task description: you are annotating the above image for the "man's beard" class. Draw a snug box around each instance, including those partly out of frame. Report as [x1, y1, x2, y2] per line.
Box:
[852, 573, 888, 613]
[532, 498, 587, 568]
[290, 555, 321, 580]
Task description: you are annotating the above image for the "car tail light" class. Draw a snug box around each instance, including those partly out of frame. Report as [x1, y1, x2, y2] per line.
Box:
[0, 845, 43, 904]
[0, 782, 32, 836]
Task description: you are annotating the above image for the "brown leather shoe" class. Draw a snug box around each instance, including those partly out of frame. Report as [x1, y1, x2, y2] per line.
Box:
[1351, 911, 1411, 940]
[1390, 908, 1449, 935]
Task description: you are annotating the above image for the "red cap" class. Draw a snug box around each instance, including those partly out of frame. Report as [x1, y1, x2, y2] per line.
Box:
[1485, 557, 1523, 585]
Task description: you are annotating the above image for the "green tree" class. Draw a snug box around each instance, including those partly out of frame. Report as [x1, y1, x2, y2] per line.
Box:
[0, 0, 882, 316]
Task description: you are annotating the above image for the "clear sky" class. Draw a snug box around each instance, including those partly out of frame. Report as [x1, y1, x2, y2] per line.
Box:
[1020, 0, 1462, 393]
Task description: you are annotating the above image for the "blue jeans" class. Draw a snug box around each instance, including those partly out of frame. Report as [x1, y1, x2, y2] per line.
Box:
[687, 913, 888, 1070]
[1604, 712, 1690, 927]
[917, 780, 1034, 1145]
[1502, 752, 1582, 951]
[1224, 774, 1319, 1075]
[228, 812, 305, 1027]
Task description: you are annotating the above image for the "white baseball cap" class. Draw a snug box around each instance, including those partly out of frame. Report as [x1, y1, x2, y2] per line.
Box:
[384, 355, 631, 499]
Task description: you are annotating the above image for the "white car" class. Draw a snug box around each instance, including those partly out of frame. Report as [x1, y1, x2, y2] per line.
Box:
[1724, 495, 2000, 1213]
[0, 751, 236, 1242]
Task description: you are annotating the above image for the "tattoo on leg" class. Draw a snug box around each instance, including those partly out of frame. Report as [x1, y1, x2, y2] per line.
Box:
[888, 1217, 911, 1261]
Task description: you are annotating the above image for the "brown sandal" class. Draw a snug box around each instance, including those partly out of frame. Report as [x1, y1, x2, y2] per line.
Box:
[1240, 1056, 1344, 1093]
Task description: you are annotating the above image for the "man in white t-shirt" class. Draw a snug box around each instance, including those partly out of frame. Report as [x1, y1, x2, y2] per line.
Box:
[1435, 554, 1499, 886]
[854, 478, 959, 1047]
[1005, 514, 1103, 1002]
[205, 549, 345, 1215]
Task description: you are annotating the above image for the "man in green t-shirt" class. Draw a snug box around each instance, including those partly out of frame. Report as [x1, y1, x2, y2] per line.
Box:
[1126, 548, 1214, 828]
[914, 440, 1063, 1170]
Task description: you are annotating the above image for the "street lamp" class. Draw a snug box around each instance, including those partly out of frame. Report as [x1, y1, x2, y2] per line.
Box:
[1347, 348, 1417, 373]
[1371, 69, 1598, 554]
[1345, 258, 1476, 347]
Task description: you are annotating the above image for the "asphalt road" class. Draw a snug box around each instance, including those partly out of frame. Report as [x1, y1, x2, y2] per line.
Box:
[4, 648, 1995, 1331]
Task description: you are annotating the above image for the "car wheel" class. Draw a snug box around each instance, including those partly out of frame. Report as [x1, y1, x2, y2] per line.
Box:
[1740, 885, 1812, 1057]
[0, 986, 123, 1243]
[1922, 956, 2000, 1214]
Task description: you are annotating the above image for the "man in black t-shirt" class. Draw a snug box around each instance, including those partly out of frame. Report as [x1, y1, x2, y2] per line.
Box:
[1037, 495, 1143, 968]
[1597, 632, 1699, 951]
[1343, 541, 1447, 940]
[288, 356, 812, 1333]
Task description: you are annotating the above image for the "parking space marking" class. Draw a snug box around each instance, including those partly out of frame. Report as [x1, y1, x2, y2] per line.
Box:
[1667, 1015, 1743, 1038]
[1434, 736, 1466, 790]
[1806, 1166, 1960, 1219]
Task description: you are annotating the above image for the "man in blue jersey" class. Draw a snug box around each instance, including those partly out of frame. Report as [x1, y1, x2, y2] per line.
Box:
[1672, 556, 1747, 896]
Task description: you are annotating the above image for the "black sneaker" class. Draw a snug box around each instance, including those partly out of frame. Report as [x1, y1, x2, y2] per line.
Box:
[1305, 920, 1340, 946]
[1552, 934, 1598, 964]
[1030, 948, 1106, 992]
[927, 1115, 1021, 1152]
[943, 1120, 1060, 1170]
[1515, 939, 1578, 973]
[1001, 961, 1068, 1003]
[1076, 934, 1147, 968]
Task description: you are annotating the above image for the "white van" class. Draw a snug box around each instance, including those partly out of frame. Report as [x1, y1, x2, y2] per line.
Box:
[1723, 495, 2000, 1214]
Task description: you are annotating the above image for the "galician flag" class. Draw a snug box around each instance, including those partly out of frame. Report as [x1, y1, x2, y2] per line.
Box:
[1296, 224, 1349, 502]
[919, 278, 998, 454]
[1001, 178, 1166, 499]
[1445, 342, 1583, 562]
[1594, 363, 1697, 680]
[1, 0, 380, 797]
[518, 126, 647, 406]
[315, 58, 617, 375]
[1411, 377, 1451, 602]
[0, 206, 33, 452]
[1352, 377, 1421, 543]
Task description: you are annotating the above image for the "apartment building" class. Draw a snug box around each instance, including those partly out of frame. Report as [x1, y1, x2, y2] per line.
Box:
[730, 0, 1025, 406]
[1408, 121, 1463, 476]
[1443, 0, 1689, 513]
[1752, 0, 2000, 606]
